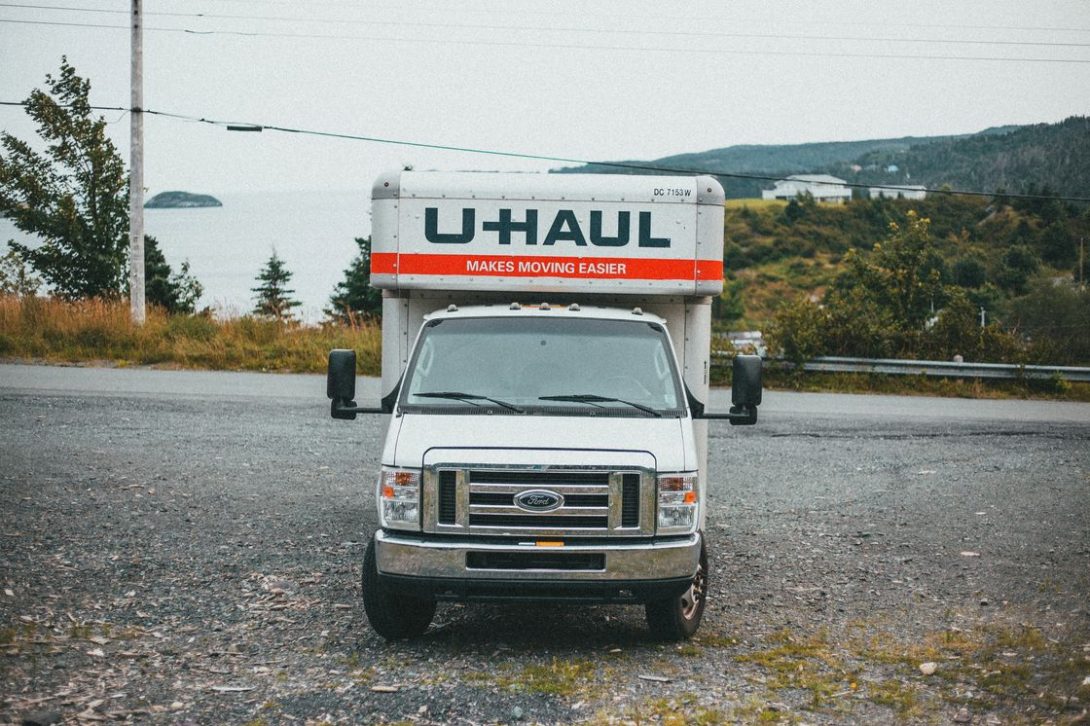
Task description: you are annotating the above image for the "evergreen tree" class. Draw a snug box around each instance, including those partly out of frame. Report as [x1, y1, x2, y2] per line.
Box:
[0, 59, 129, 298]
[252, 250, 300, 322]
[144, 236, 202, 314]
[326, 236, 382, 323]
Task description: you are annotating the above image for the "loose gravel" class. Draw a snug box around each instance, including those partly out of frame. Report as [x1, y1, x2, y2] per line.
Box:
[2, 372, 1089, 724]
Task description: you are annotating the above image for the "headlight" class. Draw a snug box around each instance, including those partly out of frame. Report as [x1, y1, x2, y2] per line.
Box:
[657, 472, 698, 534]
[377, 467, 420, 531]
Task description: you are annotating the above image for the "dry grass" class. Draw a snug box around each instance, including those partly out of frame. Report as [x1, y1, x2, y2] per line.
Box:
[0, 295, 381, 375]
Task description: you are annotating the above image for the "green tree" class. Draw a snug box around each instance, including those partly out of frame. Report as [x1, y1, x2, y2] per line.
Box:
[0, 249, 42, 296]
[1010, 280, 1090, 364]
[1039, 220, 1074, 267]
[144, 236, 202, 314]
[995, 244, 1039, 295]
[768, 295, 828, 367]
[0, 58, 129, 298]
[252, 250, 300, 322]
[952, 257, 987, 288]
[326, 236, 382, 323]
[830, 211, 945, 332]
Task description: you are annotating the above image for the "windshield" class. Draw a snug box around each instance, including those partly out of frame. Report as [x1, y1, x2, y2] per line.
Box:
[399, 316, 685, 416]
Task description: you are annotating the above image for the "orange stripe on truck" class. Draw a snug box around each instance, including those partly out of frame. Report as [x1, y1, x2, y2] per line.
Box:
[371, 253, 723, 281]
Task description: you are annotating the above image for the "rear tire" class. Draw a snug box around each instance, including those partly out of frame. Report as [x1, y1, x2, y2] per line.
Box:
[362, 535, 436, 640]
[645, 540, 707, 641]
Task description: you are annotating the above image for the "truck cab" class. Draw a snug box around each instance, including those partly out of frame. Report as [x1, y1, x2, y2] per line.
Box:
[327, 171, 761, 640]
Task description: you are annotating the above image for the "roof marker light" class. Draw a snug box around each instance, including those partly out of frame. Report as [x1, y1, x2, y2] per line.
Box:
[568, 303, 580, 312]
[509, 302, 521, 310]
[447, 304, 458, 312]
[633, 307, 644, 316]
[539, 303, 551, 310]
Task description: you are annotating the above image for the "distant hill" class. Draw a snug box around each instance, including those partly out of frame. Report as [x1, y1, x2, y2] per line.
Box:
[553, 117, 1088, 199]
[145, 191, 222, 209]
[831, 117, 1090, 196]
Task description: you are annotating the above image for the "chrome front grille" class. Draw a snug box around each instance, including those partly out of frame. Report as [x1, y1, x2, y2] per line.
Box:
[422, 466, 655, 537]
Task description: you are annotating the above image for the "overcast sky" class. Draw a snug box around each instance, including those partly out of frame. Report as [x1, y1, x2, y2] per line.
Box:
[2, 0, 1089, 196]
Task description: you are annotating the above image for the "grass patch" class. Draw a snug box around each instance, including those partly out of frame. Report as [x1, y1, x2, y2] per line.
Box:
[510, 658, 597, 696]
[847, 621, 1089, 718]
[725, 198, 788, 211]
[735, 628, 857, 708]
[618, 693, 726, 725]
[866, 679, 920, 718]
[0, 295, 381, 375]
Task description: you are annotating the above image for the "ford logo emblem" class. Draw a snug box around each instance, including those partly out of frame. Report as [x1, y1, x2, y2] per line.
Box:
[515, 489, 564, 512]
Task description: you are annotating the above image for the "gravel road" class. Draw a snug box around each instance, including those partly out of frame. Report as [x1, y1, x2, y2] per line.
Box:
[2, 363, 1089, 725]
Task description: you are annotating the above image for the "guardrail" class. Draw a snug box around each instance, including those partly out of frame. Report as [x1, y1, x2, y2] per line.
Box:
[711, 352, 1090, 382]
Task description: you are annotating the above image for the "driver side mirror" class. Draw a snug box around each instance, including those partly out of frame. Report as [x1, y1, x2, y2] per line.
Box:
[326, 349, 396, 419]
[327, 349, 359, 420]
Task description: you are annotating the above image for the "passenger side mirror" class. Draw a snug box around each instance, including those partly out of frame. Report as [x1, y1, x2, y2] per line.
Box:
[689, 354, 762, 425]
[731, 354, 762, 408]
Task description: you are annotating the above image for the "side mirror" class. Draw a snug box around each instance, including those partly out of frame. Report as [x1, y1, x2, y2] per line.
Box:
[731, 354, 763, 408]
[328, 349, 358, 420]
[327, 349, 391, 419]
[728, 354, 762, 426]
[689, 354, 762, 425]
[327, 349, 356, 401]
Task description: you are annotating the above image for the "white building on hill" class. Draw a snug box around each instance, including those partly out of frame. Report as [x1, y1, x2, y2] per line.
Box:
[762, 174, 852, 204]
[870, 185, 927, 200]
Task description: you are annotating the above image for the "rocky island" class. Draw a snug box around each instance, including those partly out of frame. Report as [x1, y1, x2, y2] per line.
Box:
[145, 191, 222, 209]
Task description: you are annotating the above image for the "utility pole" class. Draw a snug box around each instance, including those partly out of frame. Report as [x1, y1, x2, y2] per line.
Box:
[1080, 237, 1085, 289]
[979, 306, 986, 329]
[129, 0, 145, 324]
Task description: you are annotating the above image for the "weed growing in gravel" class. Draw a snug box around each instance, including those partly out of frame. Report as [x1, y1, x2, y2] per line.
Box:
[620, 694, 726, 725]
[735, 628, 857, 709]
[511, 658, 597, 696]
[696, 632, 740, 648]
[867, 679, 921, 718]
[844, 619, 1088, 720]
[350, 667, 376, 686]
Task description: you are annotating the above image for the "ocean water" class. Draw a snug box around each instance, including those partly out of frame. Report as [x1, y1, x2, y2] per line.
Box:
[1, 189, 370, 322]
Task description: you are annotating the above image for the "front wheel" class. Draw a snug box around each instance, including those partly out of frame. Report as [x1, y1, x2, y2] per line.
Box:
[362, 535, 436, 640]
[645, 541, 707, 641]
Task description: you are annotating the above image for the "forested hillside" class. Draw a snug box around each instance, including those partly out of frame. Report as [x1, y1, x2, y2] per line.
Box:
[555, 134, 966, 198]
[720, 193, 1090, 365]
[830, 116, 1090, 196]
[555, 117, 1088, 200]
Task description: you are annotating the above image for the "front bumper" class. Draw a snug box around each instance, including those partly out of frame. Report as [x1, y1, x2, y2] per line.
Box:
[374, 530, 701, 603]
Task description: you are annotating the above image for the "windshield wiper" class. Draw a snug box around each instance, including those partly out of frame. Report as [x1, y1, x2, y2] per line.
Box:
[539, 393, 661, 417]
[414, 391, 524, 413]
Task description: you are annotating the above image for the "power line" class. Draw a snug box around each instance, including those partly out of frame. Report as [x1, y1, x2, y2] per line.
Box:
[2, 18, 1089, 65]
[2, 99, 1087, 203]
[10, 0, 1090, 34]
[3, 2, 1090, 48]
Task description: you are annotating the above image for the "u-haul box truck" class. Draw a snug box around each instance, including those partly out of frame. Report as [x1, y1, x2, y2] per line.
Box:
[327, 171, 762, 641]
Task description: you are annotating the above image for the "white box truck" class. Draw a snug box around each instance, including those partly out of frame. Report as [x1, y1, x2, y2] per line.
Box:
[326, 171, 762, 641]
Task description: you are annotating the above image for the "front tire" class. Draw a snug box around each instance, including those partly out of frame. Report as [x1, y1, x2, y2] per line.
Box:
[362, 535, 436, 640]
[645, 540, 707, 641]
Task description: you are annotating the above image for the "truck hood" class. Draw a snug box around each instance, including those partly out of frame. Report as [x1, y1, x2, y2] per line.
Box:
[386, 414, 693, 473]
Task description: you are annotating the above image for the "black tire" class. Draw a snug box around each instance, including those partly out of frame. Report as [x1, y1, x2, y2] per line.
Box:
[361, 535, 436, 640]
[645, 540, 708, 641]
